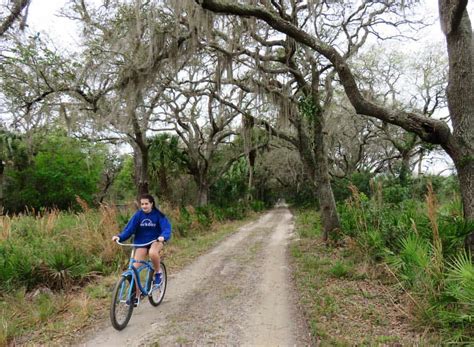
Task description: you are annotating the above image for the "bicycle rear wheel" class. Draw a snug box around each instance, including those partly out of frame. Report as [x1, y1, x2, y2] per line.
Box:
[148, 262, 167, 306]
[110, 275, 134, 330]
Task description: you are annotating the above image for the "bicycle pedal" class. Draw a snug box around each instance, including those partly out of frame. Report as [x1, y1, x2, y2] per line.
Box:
[126, 297, 139, 307]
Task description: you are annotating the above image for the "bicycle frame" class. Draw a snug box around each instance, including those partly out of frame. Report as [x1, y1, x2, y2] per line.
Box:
[116, 240, 158, 298]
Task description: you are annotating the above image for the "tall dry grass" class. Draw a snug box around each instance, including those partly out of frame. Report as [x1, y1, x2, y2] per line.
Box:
[426, 181, 444, 283]
[72, 197, 121, 263]
[0, 215, 12, 241]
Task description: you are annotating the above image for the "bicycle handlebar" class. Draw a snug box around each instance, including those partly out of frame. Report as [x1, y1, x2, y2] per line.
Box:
[114, 239, 161, 247]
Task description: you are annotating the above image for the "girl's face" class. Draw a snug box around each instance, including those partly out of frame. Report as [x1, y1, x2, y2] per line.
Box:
[140, 199, 153, 213]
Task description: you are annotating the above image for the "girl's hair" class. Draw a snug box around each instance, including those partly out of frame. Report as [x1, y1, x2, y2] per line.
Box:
[139, 194, 158, 211]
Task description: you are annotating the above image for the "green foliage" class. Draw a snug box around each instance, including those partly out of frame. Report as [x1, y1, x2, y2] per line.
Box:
[194, 206, 213, 228]
[445, 251, 474, 305]
[211, 157, 249, 206]
[285, 181, 318, 208]
[296, 210, 321, 239]
[298, 95, 320, 122]
[411, 175, 459, 201]
[438, 217, 474, 257]
[332, 171, 372, 202]
[386, 234, 432, 287]
[358, 228, 386, 262]
[0, 34, 77, 112]
[0, 242, 40, 290]
[109, 155, 135, 202]
[436, 251, 474, 342]
[148, 133, 187, 200]
[382, 183, 410, 204]
[3, 133, 106, 213]
[249, 200, 266, 212]
[328, 261, 352, 279]
[170, 201, 265, 238]
[41, 246, 89, 290]
[173, 206, 192, 237]
[0, 129, 29, 171]
[332, 173, 460, 205]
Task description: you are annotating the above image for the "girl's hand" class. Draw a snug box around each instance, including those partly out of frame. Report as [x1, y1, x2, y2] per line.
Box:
[112, 235, 120, 242]
[157, 236, 165, 242]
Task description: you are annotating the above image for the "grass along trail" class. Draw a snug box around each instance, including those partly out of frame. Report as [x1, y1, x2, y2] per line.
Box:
[291, 209, 440, 345]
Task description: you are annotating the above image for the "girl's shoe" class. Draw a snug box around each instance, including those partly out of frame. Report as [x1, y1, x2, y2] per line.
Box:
[154, 273, 162, 286]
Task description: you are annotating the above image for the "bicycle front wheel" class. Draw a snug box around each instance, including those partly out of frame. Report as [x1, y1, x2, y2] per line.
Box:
[110, 275, 134, 330]
[148, 262, 167, 306]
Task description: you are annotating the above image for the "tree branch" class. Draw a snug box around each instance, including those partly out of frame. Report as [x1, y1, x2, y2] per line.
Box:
[196, 0, 453, 152]
[0, 0, 30, 36]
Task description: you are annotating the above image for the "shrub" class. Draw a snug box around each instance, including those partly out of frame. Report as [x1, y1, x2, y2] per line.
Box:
[329, 261, 352, 279]
[250, 200, 266, 212]
[4, 133, 107, 213]
[382, 183, 410, 204]
[332, 171, 372, 203]
[194, 206, 214, 228]
[173, 207, 192, 237]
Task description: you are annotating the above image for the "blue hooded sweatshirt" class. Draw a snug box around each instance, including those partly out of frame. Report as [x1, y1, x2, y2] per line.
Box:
[117, 208, 171, 244]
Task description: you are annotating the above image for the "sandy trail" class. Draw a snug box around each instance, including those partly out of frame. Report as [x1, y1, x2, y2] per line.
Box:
[80, 207, 308, 346]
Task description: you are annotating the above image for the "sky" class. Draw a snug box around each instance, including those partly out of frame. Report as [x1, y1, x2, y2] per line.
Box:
[27, 0, 80, 50]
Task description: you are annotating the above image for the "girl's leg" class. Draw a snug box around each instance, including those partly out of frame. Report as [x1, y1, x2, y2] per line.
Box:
[133, 247, 148, 300]
[134, 247, 149, 267]
[149, 241, 163, 275]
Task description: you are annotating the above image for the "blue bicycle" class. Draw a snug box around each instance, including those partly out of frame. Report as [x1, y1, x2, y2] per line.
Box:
[110, 239, 167, 330]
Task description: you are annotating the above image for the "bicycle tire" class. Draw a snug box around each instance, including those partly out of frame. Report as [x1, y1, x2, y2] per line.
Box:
[148, 261, 167, 306]
[110, 275, 134, 330]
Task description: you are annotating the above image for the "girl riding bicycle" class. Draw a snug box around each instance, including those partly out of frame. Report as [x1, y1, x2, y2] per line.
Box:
[112, 194, 171, 292]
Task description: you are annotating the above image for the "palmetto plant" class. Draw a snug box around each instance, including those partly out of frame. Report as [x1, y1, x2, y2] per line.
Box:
[433, 251, 474, 342]
[386, 234, 431, 286]
[40, 252, 78, 290]
[443, 251, 474, 317]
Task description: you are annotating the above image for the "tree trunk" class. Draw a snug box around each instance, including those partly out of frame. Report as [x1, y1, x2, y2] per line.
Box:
[158, 165, 171, 202]
[417, 149, 424, 175]
[441, 2, 474, 221]
[399, 151, 411, 186]
[295, 112, 341, 241]
[96, 173, 113, 204]
[247, 148, 256, 201]
[132, 142, 149, 199]
[243, 114, 255, 201]
[0, 161, 4, 214]
[197, 181, 209, 206]
[456, 160, 474, 219]
[313, 152, 341, 242]
[311, 109, 341, 241]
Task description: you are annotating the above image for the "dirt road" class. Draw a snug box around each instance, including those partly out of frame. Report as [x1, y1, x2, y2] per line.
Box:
[81, 207, 309, 346]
